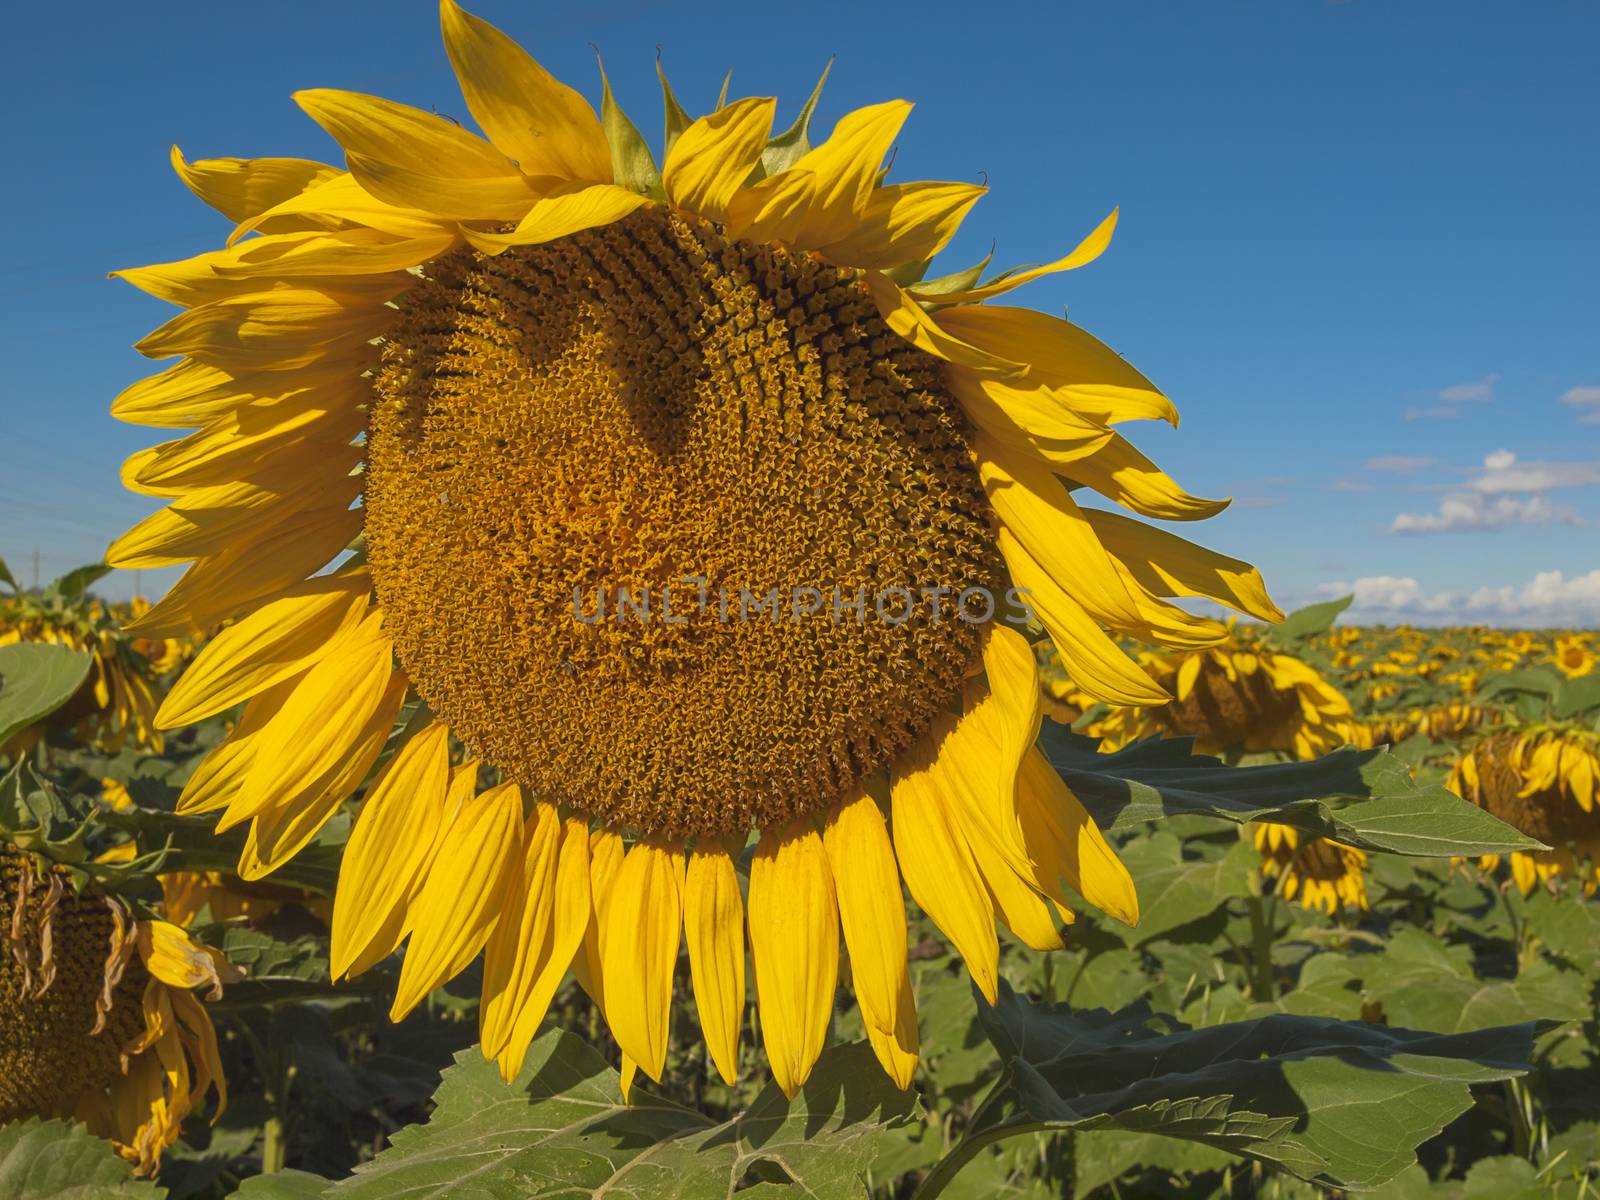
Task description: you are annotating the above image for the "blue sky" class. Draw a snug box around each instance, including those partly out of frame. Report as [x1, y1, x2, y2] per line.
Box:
[2, 1, 1596, 624]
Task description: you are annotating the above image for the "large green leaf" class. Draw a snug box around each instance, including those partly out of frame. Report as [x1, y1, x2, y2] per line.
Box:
[0, 642, 92, 744]
[0, 1119, 162, 1198]
[312, 1031, 915, 1198]
[48, 563, 113, 602]
[912, 983, 1543, 1197]
[1269, 595, 1353, 643]
[1043, 729, 1540, 857]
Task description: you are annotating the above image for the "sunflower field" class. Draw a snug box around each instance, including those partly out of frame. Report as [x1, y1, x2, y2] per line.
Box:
[4, 5, 1600, 1198]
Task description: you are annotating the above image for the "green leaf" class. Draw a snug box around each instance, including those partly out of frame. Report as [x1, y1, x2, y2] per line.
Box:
[904, 247, 995, 298]
[49, 563, 113, 602]
[914, 983, 1544, 1197]
[0, 642, 93, 744]
[596, 52, 663, 199]
[1269, 594, 1353, 643]
[1554, 671, 1600, 719]
[0, 1119, 163, 1198]
[0, 555, 16, 592]
[1475, 667, 1564, 705]
[1112, 834, 1254, 944]
[1044, 729, 1541, 857]
[232, 1170, 334, 1199]
[322, 1031, 916, 1198]
[760, 59, 832, 176]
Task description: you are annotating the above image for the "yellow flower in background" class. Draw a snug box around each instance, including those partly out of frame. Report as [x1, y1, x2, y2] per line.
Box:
[1552, 634, 1595, 680]
[1449, 729, 1600, 896]
[1, 845, 235, 1175]
[1095, 639, 1351, 759]
[159, 870, 332, 928]
[107, 1, 1284, 1097]
[1253, 823, 1368, 915]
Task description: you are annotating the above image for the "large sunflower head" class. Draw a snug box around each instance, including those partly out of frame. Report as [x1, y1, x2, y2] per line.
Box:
[1450, 727, 1600, 896]
[108, 1, 1281, 1098]
[0, 844, 232, 1174]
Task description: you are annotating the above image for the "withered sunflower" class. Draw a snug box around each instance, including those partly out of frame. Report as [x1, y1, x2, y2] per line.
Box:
[108, 1, 1279, 1096]
[1450, 728, 1600, 896]
[1252, 823, 1367, 916]
[1, 845, 232, 1175]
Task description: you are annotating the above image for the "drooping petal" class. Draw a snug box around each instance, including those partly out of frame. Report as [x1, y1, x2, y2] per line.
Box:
[390, 780, 523, 1020]
[908, 209, 1118, 304]
[1017, 748, 1139, 926]
[933, 304, 1178, 427]
[748, 821, 839, 1099]
[1082, 507, 1284, 623]
[155, 572, 371, 727]
[169, 147, 340, 224]
[600, 838, 684, 1082]
[822, 791, 917, 1088]
[863, 273, 1026, 380]
[663, 97, 776, 223]
[175, 677, 299, 816]
[330, 720, 453, 979]
[1066, 434, 1230, 522]
[682, 843, 746, 1085]
[891, 724, 999, 1003]
[493, 816, 592, 1081]
[946, 371, 1116, 466]
[439, 0, 612, 182]
[480, 803, 562, 1058]
[783, 100, 912, 248]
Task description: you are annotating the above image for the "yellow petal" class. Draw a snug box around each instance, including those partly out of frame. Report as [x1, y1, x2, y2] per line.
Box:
[816, 181, 986, 271]
[822, 791, 917, 1086]
[460, 182, 650, 254]
[600, 838, 683, 1081]
[390, 780, 523, 1020]
[213, 228, 460, 278]
[891, 727, 999, 1003]
[135, 286, 406, 372]
[294, 87, 520, 180]
[175, 678, 299, 815]
[975, 433, 1146, 630]
[1067, 434, 1230, 522]
[1017, 748, 1138, 925]
[946, 371, 1115, 465]
[111, 358, 369, 430]
[346, 153, 544, 221]
[934, 304, 1178, 427]
[137, 921, 235, 999]
[230, 173, 453, 245]
[493, 816, 592, 1081]
[981, 625, 1043, 807]
[723, 168, 817, 244]
[784, 101, 912, 248]
[682, 844, 746, 1085]
[572, 826, 625, 1010]
[124, 505, 364, 639]
[663, 97, 776, 222]
[748, 821, 839, 1098]
[862, 272, 1026, 380]
[169, 147, 340, 224]
[1083, 507, 1283, 623]
[480, 803, 562, 1057]
[217, 612, 392, 829]
[439, 0, 612, 182]
[330, 721, 453, 978]
[997, 527, 1169, 707]
[123, 409, 362, 495]
[239, 670, 406, 880]
[908, 209, 1119, 304]
[156, 571, 371, 728]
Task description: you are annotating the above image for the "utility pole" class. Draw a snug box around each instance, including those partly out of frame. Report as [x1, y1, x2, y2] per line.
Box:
[31, 545, 39, 591]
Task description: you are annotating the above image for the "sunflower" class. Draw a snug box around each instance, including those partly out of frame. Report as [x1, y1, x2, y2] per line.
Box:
[0, 587, 168, 755]
[1095, 636, 1350, 759]
[1552, 634, 1595, 680]
[1, 844, 233, 1174]
[1449, 728, 1600, 896]
[158, 870, 332, 928]
[1252, 823, 1368, 915]
[108, 1, 1281, 1097]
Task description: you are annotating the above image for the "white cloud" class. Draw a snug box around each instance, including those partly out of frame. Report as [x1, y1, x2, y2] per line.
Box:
[1390, 491, 1580, 534]
[1440, 373, 1499, 403]
[1364, 455, 1436, 472]
[1314, 569, 1600, 627]
[1560, 386, 1600, 408]
[1468, 450, 1600, 494]
[1404, 374, 1499, 420]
